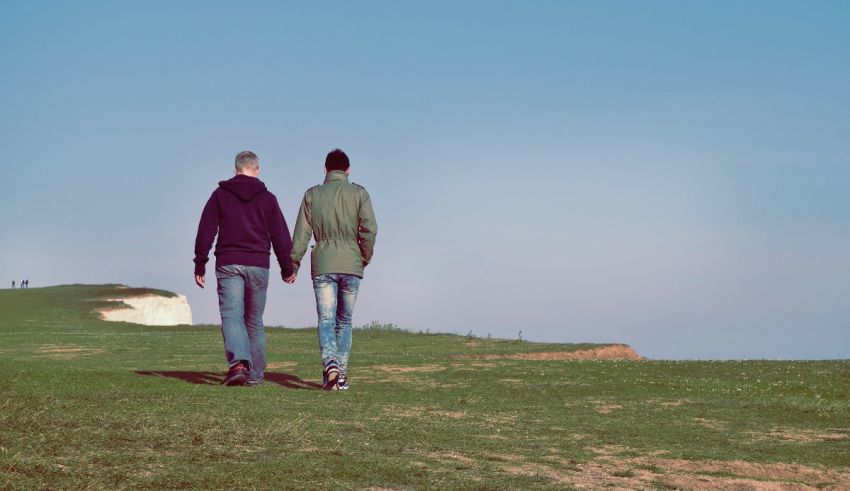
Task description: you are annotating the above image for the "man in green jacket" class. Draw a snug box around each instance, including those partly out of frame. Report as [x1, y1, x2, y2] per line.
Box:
[285, 149, 377, 390]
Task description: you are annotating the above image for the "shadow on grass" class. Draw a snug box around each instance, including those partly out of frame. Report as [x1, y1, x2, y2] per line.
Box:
[134, 370, 322, 389]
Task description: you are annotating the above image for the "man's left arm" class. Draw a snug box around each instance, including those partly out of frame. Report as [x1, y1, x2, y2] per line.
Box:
[357, 189, 378, 266]
[288, 191, 313, 281]
[266, 195, 295, 280]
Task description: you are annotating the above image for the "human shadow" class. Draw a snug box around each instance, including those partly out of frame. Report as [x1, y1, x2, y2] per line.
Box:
[134, 370, 322, 390]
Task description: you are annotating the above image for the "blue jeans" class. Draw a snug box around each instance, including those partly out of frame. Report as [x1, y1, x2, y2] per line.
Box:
[216, 264, 269, 382]
[313, 273, 360, 377]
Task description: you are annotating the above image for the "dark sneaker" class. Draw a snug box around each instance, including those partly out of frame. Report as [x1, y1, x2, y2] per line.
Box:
[222, 362, 249, 386]
[323, 365, 340, 391]
[337, 374, 349, 390]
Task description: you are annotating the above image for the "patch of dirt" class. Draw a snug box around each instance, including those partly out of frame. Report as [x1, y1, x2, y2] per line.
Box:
[499, 378, 526, 384]
[484, 452, 528, 462]
[266, 361, 297, 370]
[594, 404, 623, 414]
[503, 462, 575, 484]
[656, 399, 693, 407]
[33, 344, 104, 360]
[693, 417, 728, 432]
[382, 405, 427, 418]
[515, 445, 850, 489]
[463, 340, 480, 347]
[381, 406, 466, 420]
[485, 414, 519, 425]
[371, 372, 457, 388]
[372, 364, 445, 373]
[753, 428, 848, 443]
[421, 451, 476, 466]
[452, 344, 643, 361]
[587, 399, 624, 414]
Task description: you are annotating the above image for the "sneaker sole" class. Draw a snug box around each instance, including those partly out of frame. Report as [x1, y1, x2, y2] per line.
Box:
[323, 368, 340, 390]
[222, 372, 248, 386]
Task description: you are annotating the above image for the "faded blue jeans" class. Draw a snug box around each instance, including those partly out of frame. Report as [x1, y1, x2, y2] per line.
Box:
[313, 273, 360, 377]
[216, 264, 269, 382]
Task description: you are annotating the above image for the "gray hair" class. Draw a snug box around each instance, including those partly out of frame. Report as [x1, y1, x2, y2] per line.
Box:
[235, 151, 259, 171]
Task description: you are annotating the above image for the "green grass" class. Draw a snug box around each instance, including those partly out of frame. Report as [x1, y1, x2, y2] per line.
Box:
[1, 285, 848, 489]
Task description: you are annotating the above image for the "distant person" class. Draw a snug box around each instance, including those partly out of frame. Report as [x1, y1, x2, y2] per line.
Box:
[287, 149, 377, 390]
[194, 151, 296, 386]
[24, 279, 28, 288]
[11, 280, 15, 289]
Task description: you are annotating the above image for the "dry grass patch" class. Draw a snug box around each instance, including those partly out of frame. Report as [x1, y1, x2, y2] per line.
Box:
[32, 344, 104, 360]
[453, 344, 643, 361]
[693, 417, 729, 431]
[594, 404, 623, 415]
[498, 378, 526, 385]
[653, 398, 693, 408]
[568, 445, 850, 490]
[372, 364, 444, 373]
[752, 427, 849, 443]
[489, 444, 850, 489]
[381, 405, 467, 421]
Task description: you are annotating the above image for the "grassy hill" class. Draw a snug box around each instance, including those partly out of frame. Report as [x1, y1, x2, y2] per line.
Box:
[0, 285, 848, 489]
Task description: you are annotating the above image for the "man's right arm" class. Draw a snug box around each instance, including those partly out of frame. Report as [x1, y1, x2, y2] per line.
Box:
[289, 190, 313, 275]
[194, 191, 219, 278]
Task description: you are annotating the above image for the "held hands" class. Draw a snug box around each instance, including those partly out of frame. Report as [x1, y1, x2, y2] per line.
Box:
[284, 271, 297, 284]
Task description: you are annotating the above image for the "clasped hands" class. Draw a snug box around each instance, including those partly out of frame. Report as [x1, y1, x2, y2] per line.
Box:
[196, 271, 297, 288]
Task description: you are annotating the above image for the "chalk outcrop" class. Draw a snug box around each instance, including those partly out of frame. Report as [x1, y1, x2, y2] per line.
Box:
[99, 294, 193, 326]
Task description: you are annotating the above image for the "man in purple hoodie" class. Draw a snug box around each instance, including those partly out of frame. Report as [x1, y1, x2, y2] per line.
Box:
[194, 151, 295, 386]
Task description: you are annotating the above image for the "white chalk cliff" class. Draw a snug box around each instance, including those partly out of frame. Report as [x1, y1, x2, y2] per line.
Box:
[99, 294, 193, 326]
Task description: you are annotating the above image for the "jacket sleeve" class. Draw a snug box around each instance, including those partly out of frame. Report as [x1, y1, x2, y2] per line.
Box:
[266, 195, 295, 279]
[193, 191, 220, 276]
[290, 190, 313, 274]
[357, 189, 377, 266]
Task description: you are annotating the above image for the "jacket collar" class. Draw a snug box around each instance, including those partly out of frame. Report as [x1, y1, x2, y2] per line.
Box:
[324, 170, 349, 183]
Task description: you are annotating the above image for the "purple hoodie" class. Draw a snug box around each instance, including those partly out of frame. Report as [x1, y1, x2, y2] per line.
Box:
[193, 174, 295, 279]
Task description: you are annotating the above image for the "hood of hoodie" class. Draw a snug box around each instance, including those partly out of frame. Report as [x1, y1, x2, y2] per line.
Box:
[218, 174, 268, 202]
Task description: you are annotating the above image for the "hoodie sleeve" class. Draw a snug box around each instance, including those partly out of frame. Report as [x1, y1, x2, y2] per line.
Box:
[194, 191, 220, 276]
[267, 195, 295, 279]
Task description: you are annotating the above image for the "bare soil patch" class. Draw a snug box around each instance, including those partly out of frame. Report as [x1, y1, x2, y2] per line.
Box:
[498, 378, 526, 385]
[544, 445, 850, 489]
[693, 417, 729, 431]
[655, 399, 693, 408]
[381, 406, 466, 421]
[752, 427, 849, 443]
[453, 344, 643, 361]
[372, 364, 445, 373]
[33, 344, 104, 360]
[594, 404, 623, 414]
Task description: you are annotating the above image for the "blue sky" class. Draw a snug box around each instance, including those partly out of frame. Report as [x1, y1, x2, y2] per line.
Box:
[1, 1, 848, 359]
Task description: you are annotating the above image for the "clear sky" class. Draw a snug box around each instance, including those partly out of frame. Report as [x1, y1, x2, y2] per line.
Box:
[1, 1, 848, 359]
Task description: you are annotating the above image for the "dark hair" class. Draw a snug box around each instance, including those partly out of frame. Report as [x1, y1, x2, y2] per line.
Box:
[325, 149, 350, 172]
[235, 151, 259, 171]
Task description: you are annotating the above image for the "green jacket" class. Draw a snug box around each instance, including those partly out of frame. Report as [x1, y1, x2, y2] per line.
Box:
[290, 170, 378, 278]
